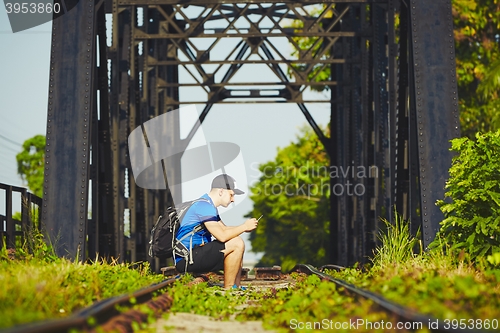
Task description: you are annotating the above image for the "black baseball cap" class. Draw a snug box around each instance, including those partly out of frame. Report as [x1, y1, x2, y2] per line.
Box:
[211, 174, 244, 195]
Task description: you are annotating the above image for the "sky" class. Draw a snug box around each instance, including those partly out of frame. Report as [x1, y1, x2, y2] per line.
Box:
[0, 9, 332, 263]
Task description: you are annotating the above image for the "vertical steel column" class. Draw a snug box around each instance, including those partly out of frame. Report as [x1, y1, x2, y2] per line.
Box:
[43, 0, 96, 261]
[159, 4, 181, 206]
[372, 4, 390, 224]
[347, 4, 365, 264]
[329, 62, 340, 265]
[359, 4, 372, 260]
[90, 0, 116, 258]
[126, 6, 140, 263]
[408, 0, 460, 247]
[334, 31, 349, 267]
[395, 0, 410, 221]
[387, 0, 398, 222]
[109, 4, 133, 260]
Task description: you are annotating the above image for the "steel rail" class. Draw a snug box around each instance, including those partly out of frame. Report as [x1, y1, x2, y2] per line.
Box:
[1, 277, 177, 333]
[293, 264, 489, 333]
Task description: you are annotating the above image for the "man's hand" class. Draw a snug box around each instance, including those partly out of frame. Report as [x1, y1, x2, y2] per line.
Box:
[244, 218, 259, 232]
[205, 218, 259, 242]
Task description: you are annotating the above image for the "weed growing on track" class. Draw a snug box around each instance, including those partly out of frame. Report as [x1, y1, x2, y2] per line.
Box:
[371, 212, 421, 269]
[237, 273, 417, 333]
[150, 212, 500, 333]
[167, 276, 251, 320]
[326, 212, 500, 325]
[0, 235, 164, 329]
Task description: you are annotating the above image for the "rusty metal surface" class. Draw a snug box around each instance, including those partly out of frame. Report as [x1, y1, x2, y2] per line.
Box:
[254, 266, 282, 280]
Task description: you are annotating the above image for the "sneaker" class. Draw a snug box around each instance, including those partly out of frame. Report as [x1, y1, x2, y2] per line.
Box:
[232, 284, 247, 291]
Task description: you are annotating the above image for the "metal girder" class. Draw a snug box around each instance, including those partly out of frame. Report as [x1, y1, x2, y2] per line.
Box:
[42, 0, 97, 261]
[127, 2, 363, 105]
[408, 0, 460, 248]
[88, 2, 116, 258]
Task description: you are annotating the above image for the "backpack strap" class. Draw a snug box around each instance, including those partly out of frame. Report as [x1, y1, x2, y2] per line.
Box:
[173, 198, 212, 265]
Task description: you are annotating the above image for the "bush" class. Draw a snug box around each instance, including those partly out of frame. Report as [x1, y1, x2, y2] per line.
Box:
[437, 131, 500, 262]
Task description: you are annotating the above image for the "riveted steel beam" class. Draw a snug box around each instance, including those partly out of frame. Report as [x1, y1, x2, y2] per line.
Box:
[408, 0, 460, 248]
[42, 0, 97, 261]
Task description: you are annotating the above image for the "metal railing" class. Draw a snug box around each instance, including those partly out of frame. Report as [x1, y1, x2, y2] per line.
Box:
[0, 183, 43, 250]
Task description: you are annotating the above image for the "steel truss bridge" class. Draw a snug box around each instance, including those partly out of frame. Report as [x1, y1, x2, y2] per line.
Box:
[39, 0, 459, 267]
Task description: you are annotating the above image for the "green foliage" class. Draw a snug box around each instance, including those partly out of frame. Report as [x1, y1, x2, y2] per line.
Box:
[0, 256, 163, 329]
[16, 134, 45, 197]
[436, 131, 500, 262]
[246, 126, 330, 271]
[165, 258, 500, 333]
[371, 211, 420, 269]
[169, 277, 250, 320]
[239, 274, 396, 332]
[0, 222, 163, 329]
[2, 211, 57, 263]
[452, 0, 500, 137]
[487, 252, 500, 266]
[328, 253, 500, 322]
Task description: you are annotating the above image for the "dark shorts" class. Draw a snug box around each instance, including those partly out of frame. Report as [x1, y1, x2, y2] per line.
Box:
[175, 240, 225, 273]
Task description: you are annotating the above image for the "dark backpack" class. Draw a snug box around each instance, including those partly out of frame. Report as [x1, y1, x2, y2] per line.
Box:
[148, 198, 209, 259]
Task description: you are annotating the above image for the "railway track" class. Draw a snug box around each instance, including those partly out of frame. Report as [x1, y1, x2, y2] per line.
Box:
[1, 264, 492, 333]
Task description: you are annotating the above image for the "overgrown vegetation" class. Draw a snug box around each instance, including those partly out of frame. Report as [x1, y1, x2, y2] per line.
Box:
[237, 274, 400, 333]
[436, 131, 500, 264]
[154, 212, 500, 332]
[0, 226, 164, 329]
[371, 211, 420, 269]
[168, 276, 249, 319]
[327, 213, 500, 325]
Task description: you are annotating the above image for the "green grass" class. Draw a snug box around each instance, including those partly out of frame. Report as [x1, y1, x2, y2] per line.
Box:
[0, 251, 164, 329]
[371, 212, 421, 268]
[3, 211, 500, 332]
[237, 273, 415, 333]
[326, 212, 500, 324]
[0, 212, 166, 329]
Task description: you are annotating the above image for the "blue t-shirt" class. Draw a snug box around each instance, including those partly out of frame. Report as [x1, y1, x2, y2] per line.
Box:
[175, 194, 219, 263]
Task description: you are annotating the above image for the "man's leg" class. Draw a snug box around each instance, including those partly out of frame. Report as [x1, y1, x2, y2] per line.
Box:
[221, 236, 245, 288]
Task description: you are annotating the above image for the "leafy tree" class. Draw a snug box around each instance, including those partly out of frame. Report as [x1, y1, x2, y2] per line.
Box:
[436, 131, 500, 262]
[453, 0, 500, 138]
[16, 135, 45, 198]
[247, 126, 330, 271]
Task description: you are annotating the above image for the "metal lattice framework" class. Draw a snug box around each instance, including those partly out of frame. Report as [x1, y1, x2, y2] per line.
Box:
[41, 0, 459, 268]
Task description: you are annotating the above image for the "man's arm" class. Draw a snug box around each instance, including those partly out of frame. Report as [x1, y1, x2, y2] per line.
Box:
[205, 218, 258, 243]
